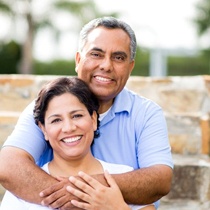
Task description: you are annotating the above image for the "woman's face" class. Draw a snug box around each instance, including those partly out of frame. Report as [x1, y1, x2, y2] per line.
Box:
[39, 92, 97, 161]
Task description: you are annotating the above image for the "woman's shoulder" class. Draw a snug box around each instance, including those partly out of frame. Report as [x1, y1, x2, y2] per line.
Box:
[97, 159, 133, 174]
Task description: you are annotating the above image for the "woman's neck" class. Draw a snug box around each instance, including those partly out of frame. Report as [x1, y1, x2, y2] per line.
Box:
[48, 152, 103, 177]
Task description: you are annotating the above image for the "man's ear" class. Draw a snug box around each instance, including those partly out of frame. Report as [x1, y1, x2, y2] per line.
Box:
[129, 60, 135, 75]
[75, 51, 81, 73]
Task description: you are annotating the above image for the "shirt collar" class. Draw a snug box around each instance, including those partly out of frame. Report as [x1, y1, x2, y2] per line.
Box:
[99, 88, 133, 126]
[112, 87, 132, 114]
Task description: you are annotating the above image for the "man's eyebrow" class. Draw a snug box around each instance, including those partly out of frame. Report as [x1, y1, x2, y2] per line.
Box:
[90, 48, 128, 59]
[91, 47, 104, 53]
[113, 51, 128, 58]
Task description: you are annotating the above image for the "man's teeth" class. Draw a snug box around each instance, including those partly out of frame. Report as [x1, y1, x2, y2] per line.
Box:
[63, 136, 81, 143]
[95, 76, 111, 82]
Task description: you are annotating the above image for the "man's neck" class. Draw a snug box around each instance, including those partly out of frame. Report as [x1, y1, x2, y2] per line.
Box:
[98, 99, 114, 114]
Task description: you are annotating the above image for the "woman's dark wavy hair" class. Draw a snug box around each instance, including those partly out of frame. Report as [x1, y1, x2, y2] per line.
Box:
[33, 77, 100, 138]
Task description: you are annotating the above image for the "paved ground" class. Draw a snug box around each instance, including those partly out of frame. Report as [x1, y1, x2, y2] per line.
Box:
[159, 199, 210, 210]
[1, 197, 210, 209]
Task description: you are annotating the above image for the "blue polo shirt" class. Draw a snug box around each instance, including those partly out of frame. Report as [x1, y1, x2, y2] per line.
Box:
[92, 88, 173, 170]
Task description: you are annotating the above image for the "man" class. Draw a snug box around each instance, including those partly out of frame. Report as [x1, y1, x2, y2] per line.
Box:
[0, 16, 173, 209]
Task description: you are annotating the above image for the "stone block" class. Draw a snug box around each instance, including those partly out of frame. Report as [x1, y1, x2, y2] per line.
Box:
[126, 76, 209, 114]
[159, 198, 210, 210]
[166, 114, 203, 155]
[0, 75, 36, 112]
[166, 155, 210, 202]
[0, 112, 19, 147]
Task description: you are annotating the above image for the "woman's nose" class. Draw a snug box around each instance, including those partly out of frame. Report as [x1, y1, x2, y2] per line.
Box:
[62, 119, 76, 132]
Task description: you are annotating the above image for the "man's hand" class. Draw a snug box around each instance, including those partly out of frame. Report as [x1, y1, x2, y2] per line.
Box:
[40, 177, 82, 210]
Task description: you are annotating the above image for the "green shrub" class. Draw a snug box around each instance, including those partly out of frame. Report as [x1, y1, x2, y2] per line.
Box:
[34, 60, 76, 75]
[167, 56, 210, 76]
[1, 45, 207, 76]
[132, 47, 150, 76]
[0, 41, 21, 74]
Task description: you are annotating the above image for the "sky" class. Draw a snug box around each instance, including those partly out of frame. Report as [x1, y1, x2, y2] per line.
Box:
[94, 0, 201, 49]
[0, 0, 203, 61]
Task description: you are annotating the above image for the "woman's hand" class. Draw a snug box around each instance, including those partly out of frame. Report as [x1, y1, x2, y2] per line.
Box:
[67, 170, 131, 210]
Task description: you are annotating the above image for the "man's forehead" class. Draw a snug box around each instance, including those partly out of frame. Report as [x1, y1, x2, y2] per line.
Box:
[87, 27, 109, 40]
[87, 27, 128, 40]
[83, 27, 130, 56]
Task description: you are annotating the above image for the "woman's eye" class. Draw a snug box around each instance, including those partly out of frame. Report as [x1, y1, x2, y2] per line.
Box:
[73, 114, 83, 119]
[51, 119, 61, 124]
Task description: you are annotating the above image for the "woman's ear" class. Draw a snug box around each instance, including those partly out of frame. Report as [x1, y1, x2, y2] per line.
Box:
[38, 122, 49, 141]
[92, 111, 98, 131]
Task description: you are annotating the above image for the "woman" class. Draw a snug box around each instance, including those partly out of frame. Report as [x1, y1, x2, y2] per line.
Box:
[1, 77, 155, 210]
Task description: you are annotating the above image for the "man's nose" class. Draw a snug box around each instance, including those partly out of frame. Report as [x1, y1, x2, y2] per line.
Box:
[99, 57, 113, 72]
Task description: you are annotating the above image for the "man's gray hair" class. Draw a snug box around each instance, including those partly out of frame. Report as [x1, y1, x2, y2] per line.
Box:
[78, 16, 137, 61]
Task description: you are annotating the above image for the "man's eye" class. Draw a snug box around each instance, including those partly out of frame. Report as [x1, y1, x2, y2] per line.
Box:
[91, 52, 100, 57]
[115, 55, 125, 61]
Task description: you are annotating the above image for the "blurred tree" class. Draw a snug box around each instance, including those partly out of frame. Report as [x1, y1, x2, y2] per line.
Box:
[0, 0, 117, 74]
[193, 0, 210, 57]
[0, 40, 21, 74]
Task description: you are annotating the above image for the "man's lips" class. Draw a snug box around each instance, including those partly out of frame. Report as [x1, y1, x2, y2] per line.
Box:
[94, 75, 113, 82]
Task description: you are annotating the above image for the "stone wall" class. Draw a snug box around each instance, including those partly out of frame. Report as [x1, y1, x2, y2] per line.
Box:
[1, 74, 210, 208]
[1, 74, 210, 155]
[126, 75, 210, 156]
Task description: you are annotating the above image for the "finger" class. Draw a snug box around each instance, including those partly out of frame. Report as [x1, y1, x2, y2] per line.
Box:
[77, 171, 102, 189]
[67, 185, 91, 203]
[104, 170, 118, 188]
[71, 199, 91, 210]
[55, 176, 66, 181]
[59, 199, 81, 210]
[40, 183, 73, 208]
[41, 192, 77, 209]
[41, 189, 66, 207]
[69, 175, 95, 193]
[40, 182, 63, 197]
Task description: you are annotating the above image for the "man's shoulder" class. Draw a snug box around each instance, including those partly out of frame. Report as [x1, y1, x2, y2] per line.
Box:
[122, 88, 159, 107]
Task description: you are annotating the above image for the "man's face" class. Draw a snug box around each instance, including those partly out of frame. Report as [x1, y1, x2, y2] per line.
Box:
[75, 27, 135, 105]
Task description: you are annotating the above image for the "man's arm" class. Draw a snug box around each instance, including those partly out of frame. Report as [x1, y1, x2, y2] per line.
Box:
[41, 164, 172, 207]
[0, 147, 57, 203]
[112, 165, 173, 204]
[91, 165, 173, 205]
[0, 147, 81, 210]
